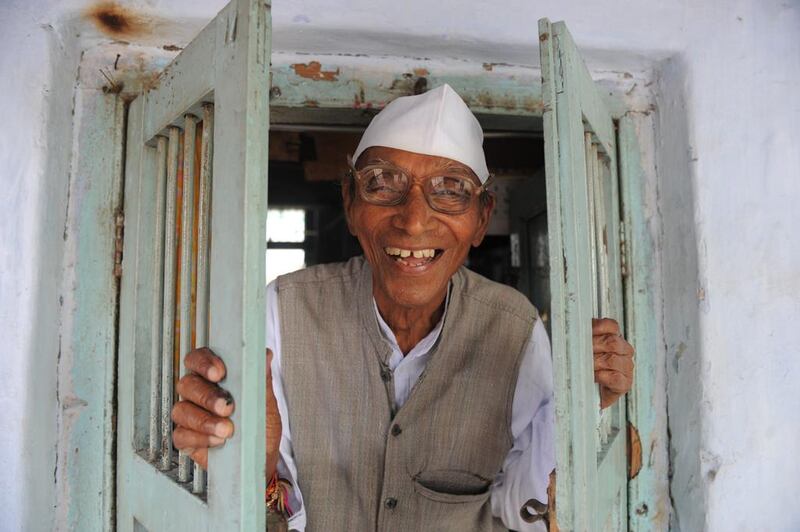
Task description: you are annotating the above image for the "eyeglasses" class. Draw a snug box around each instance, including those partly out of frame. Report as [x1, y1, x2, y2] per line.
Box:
[347, 156, 491, 215]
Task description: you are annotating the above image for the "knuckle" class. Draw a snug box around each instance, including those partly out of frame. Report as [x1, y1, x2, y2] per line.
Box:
[171, 401, 189, 424]
[176, 375, 194, 396]
[612, 373, 629, 391]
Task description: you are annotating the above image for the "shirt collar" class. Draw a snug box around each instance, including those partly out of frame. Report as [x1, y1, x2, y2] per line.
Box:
[372, 282, 451, 360]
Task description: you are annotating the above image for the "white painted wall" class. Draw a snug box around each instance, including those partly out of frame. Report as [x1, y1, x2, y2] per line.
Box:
[1, 0, 797, 530]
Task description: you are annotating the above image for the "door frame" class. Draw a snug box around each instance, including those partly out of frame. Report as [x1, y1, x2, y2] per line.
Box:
[62, 48, 667, 531]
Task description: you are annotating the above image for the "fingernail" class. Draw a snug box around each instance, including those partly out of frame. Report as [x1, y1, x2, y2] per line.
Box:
[222, 390, 233, 405]
[208, 367, 221, 381]
[213, 398, 228, 413]
[208, 435, 224, 445]
[214, 423, 231, 438]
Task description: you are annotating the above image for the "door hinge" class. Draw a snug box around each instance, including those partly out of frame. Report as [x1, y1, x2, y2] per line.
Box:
[114, 211, 125, 278]
[619, 220, 629, 278]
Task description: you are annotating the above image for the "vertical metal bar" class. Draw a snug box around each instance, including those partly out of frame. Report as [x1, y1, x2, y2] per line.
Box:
[586, 133, 608, 447]
[594, 153, 610, 319]
[594, 148, 612, 447]
[193, 104, 214, 494]
[160, 126, 181, 471]
[584, 133, 599, 316]
[148, 136, 168, 462]
[178, 114, 199, 482]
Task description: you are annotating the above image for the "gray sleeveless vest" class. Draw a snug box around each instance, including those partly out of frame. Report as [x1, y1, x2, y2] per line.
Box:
[277, 256, 537, 531]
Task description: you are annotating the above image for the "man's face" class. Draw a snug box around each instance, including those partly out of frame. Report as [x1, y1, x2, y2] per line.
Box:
[343, 146, 494, 311]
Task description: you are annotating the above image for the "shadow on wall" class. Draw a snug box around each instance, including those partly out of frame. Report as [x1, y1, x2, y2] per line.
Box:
[655, 54, 706, 532]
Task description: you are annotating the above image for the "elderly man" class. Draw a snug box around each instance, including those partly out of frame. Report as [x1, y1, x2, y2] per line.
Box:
[171, 84, 634, 531]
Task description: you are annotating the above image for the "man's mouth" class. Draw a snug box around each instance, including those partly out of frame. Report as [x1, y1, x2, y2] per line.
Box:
[384, 246, 443, 268]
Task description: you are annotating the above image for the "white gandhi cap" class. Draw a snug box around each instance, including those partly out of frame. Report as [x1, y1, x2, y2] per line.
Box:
[353, 84, 490, 183]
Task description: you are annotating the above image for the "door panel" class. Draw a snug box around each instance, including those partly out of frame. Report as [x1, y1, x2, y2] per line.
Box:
[539, 18, 627, 531]
[116, 1, 271, 530]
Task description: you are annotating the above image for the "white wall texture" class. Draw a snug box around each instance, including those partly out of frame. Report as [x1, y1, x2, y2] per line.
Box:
[0, 0, 797, 530]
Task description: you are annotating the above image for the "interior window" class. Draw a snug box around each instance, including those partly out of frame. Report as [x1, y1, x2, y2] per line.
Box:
[266, 208, 307, 285]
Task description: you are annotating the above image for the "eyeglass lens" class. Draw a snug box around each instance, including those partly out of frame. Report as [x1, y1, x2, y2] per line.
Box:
[359, 166, 476, 213]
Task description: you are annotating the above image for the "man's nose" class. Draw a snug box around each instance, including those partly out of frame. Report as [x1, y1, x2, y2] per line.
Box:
[393, 185, 435, 235]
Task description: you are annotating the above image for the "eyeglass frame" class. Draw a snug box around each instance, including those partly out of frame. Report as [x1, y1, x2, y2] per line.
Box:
[345, 154, 494, 215]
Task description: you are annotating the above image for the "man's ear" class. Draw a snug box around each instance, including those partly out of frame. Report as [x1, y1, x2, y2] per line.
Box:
[471, 192, 496, 247]
[341, 178, 357, 236]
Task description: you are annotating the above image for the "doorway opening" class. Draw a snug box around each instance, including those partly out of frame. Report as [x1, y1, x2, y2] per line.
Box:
[265, 126, 550, 327]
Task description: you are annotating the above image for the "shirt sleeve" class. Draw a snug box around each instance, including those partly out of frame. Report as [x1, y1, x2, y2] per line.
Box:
[490, 318, 555, 532]
[266, 281, 307, 531]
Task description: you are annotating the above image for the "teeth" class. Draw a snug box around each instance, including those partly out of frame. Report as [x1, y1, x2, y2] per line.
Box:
[384, 247, 437, 259]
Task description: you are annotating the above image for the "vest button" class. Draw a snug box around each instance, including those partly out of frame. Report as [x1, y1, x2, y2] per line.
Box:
[384, 497, 398, 509]
[380, 367, 392, 382]
[391, 424, 402, 436]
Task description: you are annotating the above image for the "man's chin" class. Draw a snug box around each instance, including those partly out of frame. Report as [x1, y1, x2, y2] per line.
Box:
[377, 281, 448, 310]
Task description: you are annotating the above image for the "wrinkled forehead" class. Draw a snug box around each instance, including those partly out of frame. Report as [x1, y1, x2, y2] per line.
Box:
[356, 146, 480, 183]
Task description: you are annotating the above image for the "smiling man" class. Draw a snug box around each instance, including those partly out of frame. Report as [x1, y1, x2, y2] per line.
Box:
[171, 84, 635, 532]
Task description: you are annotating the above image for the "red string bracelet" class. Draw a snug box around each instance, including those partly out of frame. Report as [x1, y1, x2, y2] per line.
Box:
[266, 472, 293, 518]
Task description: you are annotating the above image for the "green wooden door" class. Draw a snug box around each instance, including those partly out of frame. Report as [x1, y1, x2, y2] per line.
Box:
[539, 19, 628, 532]
[116, 0, 270, 529]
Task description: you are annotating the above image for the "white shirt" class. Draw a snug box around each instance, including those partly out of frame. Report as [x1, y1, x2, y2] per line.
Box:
[267, 280, 555, 531]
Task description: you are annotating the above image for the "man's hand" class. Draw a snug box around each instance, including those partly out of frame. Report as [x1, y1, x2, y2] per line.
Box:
[592, 318, 635, 409]
[172, 348, 283, 477]
[172, 347, 235, 469]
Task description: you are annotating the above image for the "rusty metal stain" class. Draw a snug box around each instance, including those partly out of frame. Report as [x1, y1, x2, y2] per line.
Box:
[627, 421, 643, 480]
[162, 44, 182, 52]
[99, 68, 123, 94]
[353, 85, 374, 109]
[303, 99, 319, 107]
[482, 61, 518, 72]
[547, 469, 558, 532]
[84, 1, 152, 39]
[412, 67, 429, 77]
[291, 61, 340, 81]
[460, 91, 543, 113]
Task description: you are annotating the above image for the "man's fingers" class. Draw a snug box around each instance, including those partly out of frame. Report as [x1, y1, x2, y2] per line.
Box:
[176, 374, 235, 418]
[594, 369, 632, 394]
[172, 401, 235, 439]
[592, 333, 635, 357]
[184, 347, 227, 383]
[190, 448, 208, 470]
[173, 427, 226, 451]
[593, 352, 634, 374]
[592, 317, 620, 336]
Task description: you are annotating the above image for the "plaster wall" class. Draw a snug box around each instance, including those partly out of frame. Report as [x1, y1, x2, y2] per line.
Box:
[0, 0, 797, 531]
[665, 4, 800, 531]
[0, 3, 81, 530]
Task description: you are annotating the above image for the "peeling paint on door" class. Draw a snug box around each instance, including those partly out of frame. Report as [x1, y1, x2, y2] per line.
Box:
[291, 61, 340, 81]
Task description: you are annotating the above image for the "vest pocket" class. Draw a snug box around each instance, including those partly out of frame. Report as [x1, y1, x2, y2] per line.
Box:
[413, 470, 492, 504]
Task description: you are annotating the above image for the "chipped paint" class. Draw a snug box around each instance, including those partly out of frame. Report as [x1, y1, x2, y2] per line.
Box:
[628, 422, 643, 479]
[291, 61, 340, 81]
